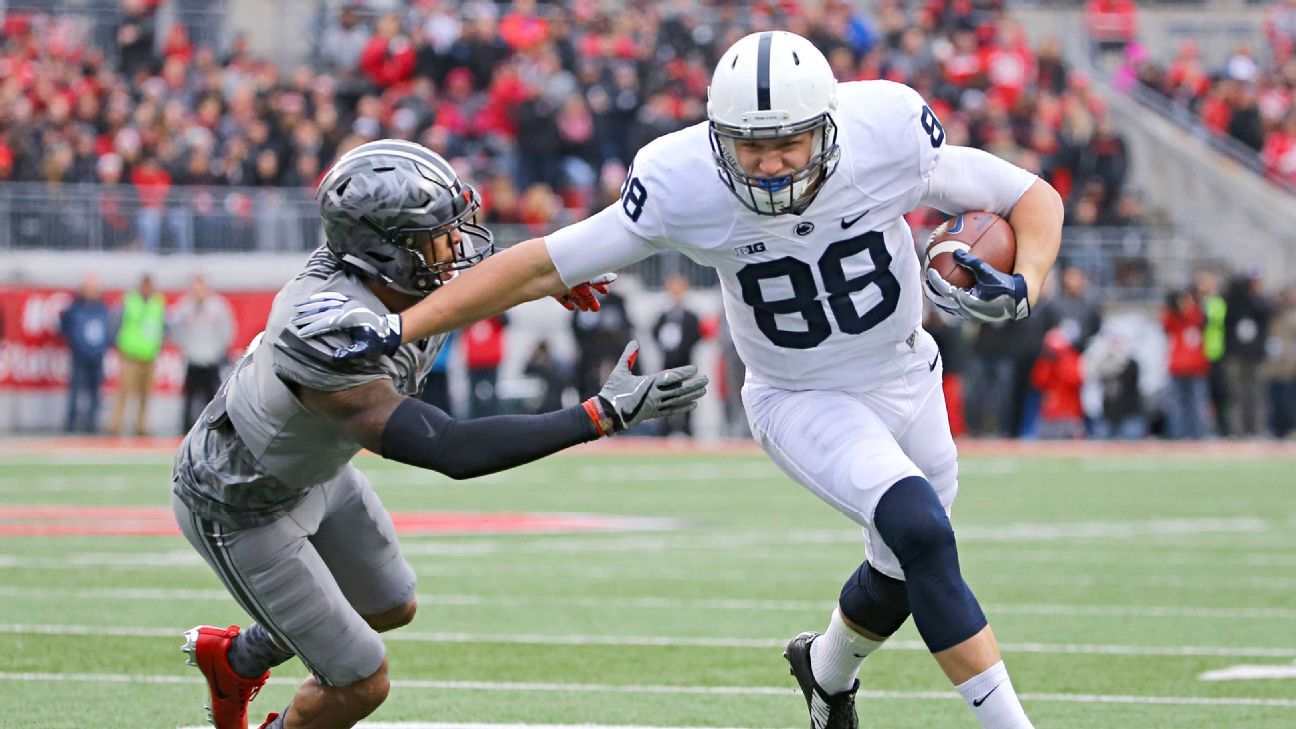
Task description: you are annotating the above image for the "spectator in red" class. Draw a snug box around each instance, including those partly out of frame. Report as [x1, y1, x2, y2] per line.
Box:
[982, 18, 1036, 109]
[131, 155, 171, 252]
[162, 22, 193, 64]
[360, 14, 416, 90]
[1163, 289, 1212, 439]
[1265, 0, 1296, 63]
[1086, 0, 1137, 58]
[0, 142, 13, 181]
[940, 28, 984, 89]
[463, 315, 508, 418]
[1164, 39, 1211, 104]
[1031, 329, 1086, 439]
[499, 0, 549, 52]
[1261, 111, 1296, 186]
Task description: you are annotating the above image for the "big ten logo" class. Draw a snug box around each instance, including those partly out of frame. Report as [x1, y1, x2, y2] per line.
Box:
[21, 291, 74, 339]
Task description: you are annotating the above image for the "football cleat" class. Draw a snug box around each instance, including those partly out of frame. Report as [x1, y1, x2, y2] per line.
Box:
[784, 631, 859, 729]
[182, 625, 270, 729]
[255, 713, 280, 729]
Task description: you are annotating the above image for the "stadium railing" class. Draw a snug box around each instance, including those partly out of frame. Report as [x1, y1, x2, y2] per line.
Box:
[0, 182, 1200, 300]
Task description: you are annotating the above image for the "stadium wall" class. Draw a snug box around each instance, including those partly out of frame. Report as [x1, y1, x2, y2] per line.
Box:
[0, 252, 730, 437]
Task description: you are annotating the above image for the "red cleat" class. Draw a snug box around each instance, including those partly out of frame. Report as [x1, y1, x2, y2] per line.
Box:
[255, 713, 280, 729]
[182, 625, 270, 729]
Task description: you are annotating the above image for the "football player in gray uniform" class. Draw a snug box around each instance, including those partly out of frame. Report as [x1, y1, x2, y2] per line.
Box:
[173, 139, 707, 729]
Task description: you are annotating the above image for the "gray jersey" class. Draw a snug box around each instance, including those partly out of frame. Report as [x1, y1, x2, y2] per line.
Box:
[173, 246, 445, 528]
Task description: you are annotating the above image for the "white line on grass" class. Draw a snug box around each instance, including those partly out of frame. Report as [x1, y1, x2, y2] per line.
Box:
[4, 553, 1296, 591]
[2, 623, 1292, 658]
[1, 671, 1292, 709]
[3, 585, 1295, 621]
[1199, 664, 1296, 681]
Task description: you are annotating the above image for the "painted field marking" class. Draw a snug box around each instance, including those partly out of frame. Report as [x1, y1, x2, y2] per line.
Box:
[1200, 661, 1296, 681]
[2, 585, 1294, 622]
[1, 623, 1292, 659]
[3, 552, 1295, 592]
[1, 671, 1293, 709]
[0, 505, 678, 537]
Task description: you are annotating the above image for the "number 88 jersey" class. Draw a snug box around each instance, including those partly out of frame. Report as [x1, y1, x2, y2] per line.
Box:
[546, 81, 948, 392]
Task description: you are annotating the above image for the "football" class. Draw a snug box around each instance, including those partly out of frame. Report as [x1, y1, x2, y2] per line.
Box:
[923, 212, 1017, 290]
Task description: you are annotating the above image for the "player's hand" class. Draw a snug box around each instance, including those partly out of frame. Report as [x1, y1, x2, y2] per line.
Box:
[553, 273, 617, 312]
[924, 250, 1029, 323]
[291, 292, 403, 360]
[583, 341, 708, 436]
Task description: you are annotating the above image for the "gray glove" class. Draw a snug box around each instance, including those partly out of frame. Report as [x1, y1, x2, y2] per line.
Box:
[592, 341, 708, 434]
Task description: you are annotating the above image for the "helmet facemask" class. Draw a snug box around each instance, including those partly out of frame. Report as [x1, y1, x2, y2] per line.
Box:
[353, 185, 495, 298]
[710, 112, 840, 217]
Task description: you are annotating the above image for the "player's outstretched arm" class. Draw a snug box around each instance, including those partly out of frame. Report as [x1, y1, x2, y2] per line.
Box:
[402, 237, 565, 343]
[1005, 178, 1064, 309]
[292, 341, 707, 480]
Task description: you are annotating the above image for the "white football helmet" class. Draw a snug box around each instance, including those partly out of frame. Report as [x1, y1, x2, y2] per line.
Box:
[707, 31, 840, 216]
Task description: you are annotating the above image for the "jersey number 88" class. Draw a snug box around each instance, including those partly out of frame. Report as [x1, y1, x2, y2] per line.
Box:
[736, 231, 899, 349]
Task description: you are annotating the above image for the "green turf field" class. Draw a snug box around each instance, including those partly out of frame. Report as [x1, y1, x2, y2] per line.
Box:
[1, 447, 1294, 728]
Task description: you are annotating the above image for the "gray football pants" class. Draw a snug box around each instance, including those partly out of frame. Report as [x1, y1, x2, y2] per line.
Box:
[173, 466, 416, 686]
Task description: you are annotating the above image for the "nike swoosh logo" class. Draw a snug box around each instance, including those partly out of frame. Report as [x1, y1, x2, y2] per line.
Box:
[622, 390, 650, 424]
[928, 352, 940, 372]
[418, 414, 437, 438]
[972, 683, 1001, 707]
[840, 210, 870, 229]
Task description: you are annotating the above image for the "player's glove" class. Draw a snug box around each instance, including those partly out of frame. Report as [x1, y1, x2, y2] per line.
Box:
[553, 273, 617, 312]
[924, 249, 1030, 323]
[291, 292, 403, 360]
[582, 341, 709, 436]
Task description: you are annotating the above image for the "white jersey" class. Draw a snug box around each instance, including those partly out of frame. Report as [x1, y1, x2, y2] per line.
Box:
[546, 80, 1035, 391]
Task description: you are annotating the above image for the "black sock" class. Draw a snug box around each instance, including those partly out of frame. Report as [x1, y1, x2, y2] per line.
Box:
[227, 623, 294, 679]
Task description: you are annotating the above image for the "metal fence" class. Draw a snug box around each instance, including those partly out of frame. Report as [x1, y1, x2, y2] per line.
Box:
[2, 0, 230, 65]
[0, 182, 1205, 299]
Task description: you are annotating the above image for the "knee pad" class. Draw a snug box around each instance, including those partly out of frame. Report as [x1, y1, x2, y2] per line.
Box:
[838, 561, 909, 638]
[873, 476, 986, 653]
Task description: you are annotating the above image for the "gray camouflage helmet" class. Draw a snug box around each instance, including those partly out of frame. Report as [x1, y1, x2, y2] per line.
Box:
[316, 139, 494, 297]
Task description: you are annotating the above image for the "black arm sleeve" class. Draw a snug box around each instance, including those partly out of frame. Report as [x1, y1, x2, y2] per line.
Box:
[380, 397, 599, 480]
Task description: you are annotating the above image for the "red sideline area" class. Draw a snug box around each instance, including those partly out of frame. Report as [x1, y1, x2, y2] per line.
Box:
[0, 505, 663, 537]
[2, 436, 1295, 460]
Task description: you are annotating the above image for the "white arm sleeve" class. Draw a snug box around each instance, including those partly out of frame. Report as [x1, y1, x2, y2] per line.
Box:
[543, 204, 663, 288]
[920, 145, 1038, 217]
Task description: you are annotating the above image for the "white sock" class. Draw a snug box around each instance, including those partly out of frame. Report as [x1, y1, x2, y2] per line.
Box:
[955, 660, 1034, 729]
[808, 608, 884, 695]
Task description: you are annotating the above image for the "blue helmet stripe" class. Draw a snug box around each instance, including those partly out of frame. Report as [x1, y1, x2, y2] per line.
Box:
[756, 32, 772, 111]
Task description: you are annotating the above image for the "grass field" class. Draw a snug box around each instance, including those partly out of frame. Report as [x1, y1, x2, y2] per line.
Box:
[1, 441, 1294, 729]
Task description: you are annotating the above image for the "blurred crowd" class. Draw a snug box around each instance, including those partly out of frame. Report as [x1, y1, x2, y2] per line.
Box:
[1101, 0, 1296, 187]
[928, 266, 1296, 441]
[0, 0, 1143, 255]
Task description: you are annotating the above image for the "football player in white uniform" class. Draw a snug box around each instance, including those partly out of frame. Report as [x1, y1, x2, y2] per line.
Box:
[294, 31, 1061, 729]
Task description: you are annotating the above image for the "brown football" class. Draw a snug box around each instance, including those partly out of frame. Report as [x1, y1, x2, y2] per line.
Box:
[923, 212, 1017, 290]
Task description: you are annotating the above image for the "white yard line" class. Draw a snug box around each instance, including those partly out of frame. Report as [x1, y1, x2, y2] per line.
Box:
[3, 553, 1296, 590]
[1199, 664, 1296, 681]
[3, 585, 1294, 621]
[0, 671, 1292, 709]
[1, 623, 1292, 658]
